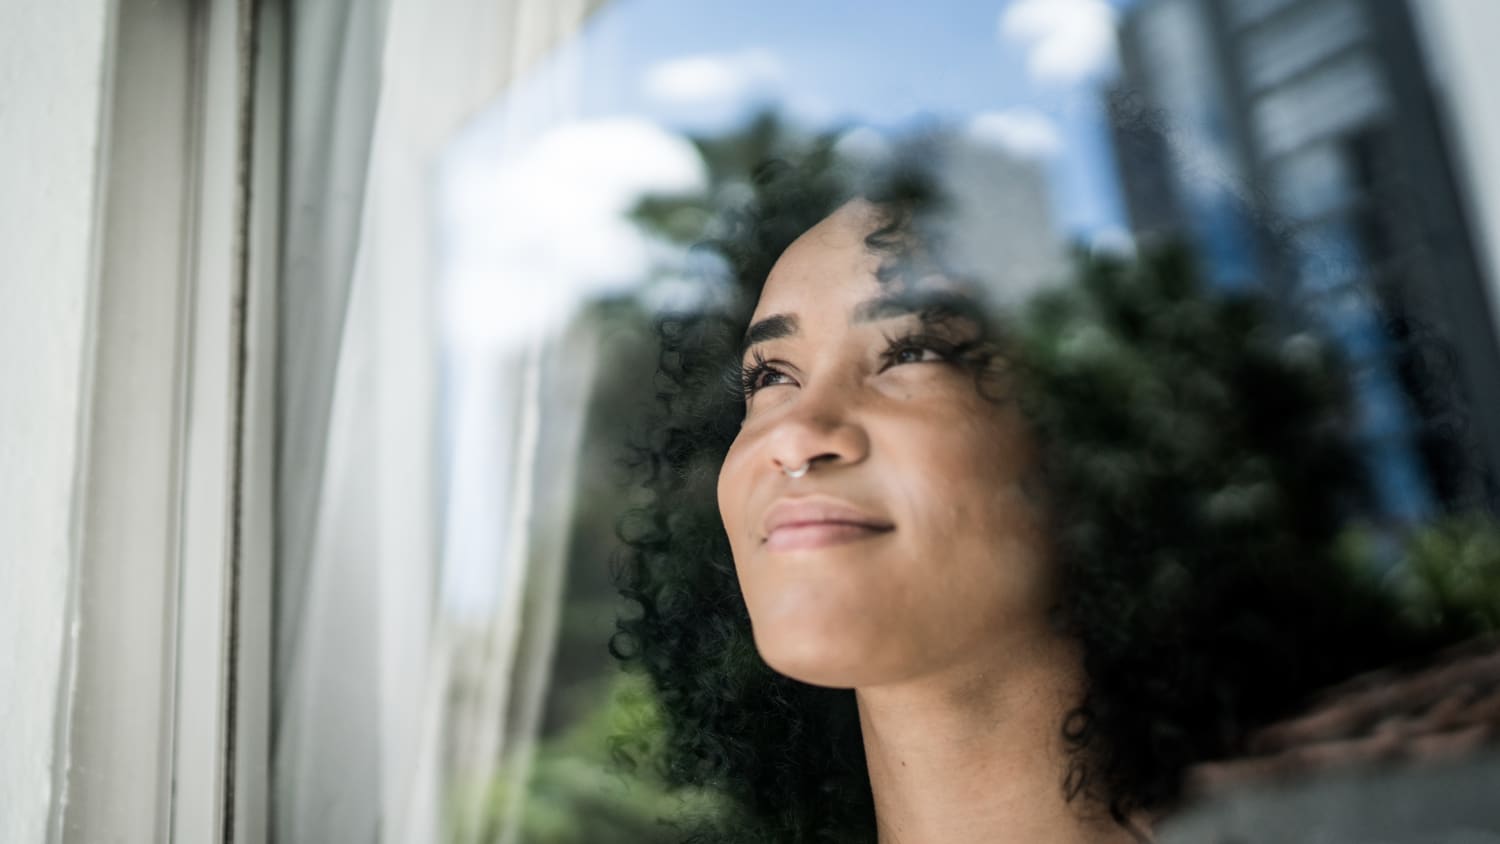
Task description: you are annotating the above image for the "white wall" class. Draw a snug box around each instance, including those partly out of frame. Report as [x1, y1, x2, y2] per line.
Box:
[0, 2, 114, 840]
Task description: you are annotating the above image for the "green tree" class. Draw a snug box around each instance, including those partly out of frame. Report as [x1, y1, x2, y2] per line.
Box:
[1399, 515, 1500, 636]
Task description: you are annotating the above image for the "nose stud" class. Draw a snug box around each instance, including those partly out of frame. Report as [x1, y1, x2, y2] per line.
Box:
[783, 461, 812, 479]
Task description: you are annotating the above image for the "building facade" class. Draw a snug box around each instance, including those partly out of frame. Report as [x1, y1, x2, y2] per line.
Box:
[1110, 0, 1500, 523]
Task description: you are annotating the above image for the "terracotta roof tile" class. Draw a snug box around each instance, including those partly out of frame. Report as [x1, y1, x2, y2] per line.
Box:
[1185, 635, 1500, 796]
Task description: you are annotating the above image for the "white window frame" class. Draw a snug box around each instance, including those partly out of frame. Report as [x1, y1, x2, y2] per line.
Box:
[52, 0, 281, 840]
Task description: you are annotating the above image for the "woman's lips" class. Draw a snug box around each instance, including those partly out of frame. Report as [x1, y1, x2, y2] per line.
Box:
[765, 521, 894, 551]
[761, 496, 895, 552]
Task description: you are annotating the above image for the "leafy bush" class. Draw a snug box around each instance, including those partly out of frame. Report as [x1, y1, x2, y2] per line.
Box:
[1399, 515, 1500, 636]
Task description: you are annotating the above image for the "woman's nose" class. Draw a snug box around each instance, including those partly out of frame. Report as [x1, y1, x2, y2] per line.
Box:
[765, 387, 870, 476]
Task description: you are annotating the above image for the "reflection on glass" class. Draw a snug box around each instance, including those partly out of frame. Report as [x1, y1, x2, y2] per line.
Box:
[271, 1, 1500, 841]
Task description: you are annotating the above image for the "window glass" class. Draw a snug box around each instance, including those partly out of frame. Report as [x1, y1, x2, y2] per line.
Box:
[1253, 52, 1387, 156]
[1271, 142, 1355, 222]
[272, 1, 1500, 841]
[1240, 0, 1366, 92]
[1228, 0, 1302, 28]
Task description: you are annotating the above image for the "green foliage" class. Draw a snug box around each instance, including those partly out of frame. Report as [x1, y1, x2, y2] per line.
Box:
[1013, 243, 1369, 556]
[1398, 515, 1500, 636]
[474, 672, 729, 844]
[1004, 243, 1439, 811]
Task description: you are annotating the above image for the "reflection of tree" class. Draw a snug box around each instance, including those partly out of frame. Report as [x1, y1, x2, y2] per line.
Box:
[463, 672, 724, 844]
[465, 113, 820, 841]
[629, 110, 811, 248]
[530, 109, 823, 741]
[474, 109, 1500, 842]
[1398, 516, 1500, 637]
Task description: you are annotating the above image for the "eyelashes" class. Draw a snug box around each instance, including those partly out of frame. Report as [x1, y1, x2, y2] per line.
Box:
[738, 348, 786, 397]
[879, 331, 968, 368]
[738, 331, 979, 399]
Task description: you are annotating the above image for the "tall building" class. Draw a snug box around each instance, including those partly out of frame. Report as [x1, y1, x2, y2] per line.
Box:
[1109, 0, 1500, 522]
[1410, 0, 1500, 378]
[935, 130, 1067, 308]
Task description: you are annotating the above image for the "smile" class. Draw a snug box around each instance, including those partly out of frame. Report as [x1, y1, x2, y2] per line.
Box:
[760, 495, 896, 552]
[764, 521, 895, 552]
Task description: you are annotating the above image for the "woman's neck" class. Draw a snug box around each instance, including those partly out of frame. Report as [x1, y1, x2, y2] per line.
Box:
[855, 634, 1141, 844]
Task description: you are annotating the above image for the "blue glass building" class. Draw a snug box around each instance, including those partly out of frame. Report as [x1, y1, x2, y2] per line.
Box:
[1108, 0, 1500, 524]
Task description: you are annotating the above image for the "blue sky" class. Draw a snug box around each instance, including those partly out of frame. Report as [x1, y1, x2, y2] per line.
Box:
[442, 0, 1147, 354]
[499, 0, 1138, 240]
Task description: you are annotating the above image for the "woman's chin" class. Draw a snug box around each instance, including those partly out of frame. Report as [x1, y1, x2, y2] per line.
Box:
[754, 628, 900, 689]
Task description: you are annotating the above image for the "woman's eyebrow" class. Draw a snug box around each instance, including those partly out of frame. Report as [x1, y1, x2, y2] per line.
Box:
[740, 313, 798, 359]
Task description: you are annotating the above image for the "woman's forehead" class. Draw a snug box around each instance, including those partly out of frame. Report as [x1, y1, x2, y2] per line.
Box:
[754, 200, 888, 318]
[753, 199, 983, 327]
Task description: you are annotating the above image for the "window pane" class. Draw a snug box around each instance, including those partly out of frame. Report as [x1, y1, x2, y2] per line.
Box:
[269, 2, 1500, 841]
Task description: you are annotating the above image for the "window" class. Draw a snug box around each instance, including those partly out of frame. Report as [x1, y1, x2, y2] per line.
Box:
[14, 1, 1500, 841]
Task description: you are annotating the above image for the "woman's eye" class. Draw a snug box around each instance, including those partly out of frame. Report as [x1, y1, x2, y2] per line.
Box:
[891, 345, 941, 365]
[881, 335, 953, 369]
[753, 369, 792, 390]
[740, 359, 795, 396]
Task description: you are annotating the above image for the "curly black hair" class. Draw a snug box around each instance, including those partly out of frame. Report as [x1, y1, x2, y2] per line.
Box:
[609, 148, 1434, 843]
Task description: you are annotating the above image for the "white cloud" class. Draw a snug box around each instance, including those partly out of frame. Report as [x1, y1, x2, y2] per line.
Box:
[966, 108, 1063, 159]
[832, 125, 896, 164]
[443, 118, 708, 351]
[1089, 225, 1137, 258]
[641, 48, 785, 109]
[999, 0, 1119, 86]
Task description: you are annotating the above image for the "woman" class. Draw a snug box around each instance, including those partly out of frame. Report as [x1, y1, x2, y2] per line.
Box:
[611, 152, 1426, 843]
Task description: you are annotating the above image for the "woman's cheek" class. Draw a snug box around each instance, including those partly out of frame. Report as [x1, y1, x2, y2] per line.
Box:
[717, 443, 749, 545]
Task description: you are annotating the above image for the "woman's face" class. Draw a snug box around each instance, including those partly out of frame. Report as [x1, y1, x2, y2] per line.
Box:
[717, 199, 1058, 689]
